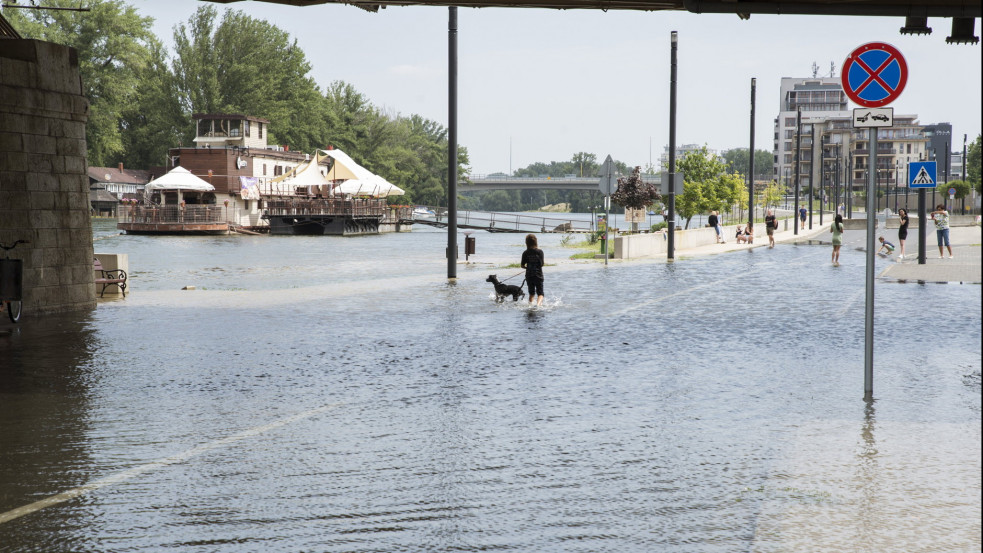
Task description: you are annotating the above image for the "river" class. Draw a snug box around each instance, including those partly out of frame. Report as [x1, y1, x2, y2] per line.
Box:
[0, 217, 979, 552]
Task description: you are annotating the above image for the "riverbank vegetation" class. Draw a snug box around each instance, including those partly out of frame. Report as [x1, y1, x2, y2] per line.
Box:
[5, 1, 464, 207]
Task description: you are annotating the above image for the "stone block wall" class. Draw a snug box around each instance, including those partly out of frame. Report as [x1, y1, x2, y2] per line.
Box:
[1, 39, 95, 315]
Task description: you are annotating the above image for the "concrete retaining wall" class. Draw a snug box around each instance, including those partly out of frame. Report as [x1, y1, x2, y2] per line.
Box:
[614, 224, 743, 259]
[1, 39, 95, 314]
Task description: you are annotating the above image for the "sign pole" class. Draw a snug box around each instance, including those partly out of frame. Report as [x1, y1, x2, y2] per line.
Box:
[864, 127, 877, 401]
[918, 189, 926, 264]
[604, 195, 610, 266]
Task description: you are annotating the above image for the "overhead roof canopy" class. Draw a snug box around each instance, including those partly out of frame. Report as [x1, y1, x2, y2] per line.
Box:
[206, 0, 980, 18]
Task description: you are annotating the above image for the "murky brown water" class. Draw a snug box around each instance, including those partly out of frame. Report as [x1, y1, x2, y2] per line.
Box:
[0, 219, 979, 552]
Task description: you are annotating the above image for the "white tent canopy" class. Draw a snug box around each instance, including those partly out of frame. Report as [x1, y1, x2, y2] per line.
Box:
[334, 177, 405, 197]
[145, 166, 215, 192]
[319, 149, 404, 197]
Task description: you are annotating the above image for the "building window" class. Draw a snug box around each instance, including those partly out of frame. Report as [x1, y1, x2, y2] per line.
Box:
[263, 163, 267, 176]
[907, 144, 912, 154]
[245, 121, 251, 138]
[259, 123, 264, 139]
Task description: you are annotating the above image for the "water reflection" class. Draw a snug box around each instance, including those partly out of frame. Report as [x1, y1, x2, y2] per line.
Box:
[0, 311, 97, 548]
[857, 400, 878, 551]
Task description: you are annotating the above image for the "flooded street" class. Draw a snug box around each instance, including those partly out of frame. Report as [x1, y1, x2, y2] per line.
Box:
[1, 219, 980, 552]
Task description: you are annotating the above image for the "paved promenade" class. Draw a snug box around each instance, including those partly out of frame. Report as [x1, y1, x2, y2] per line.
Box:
[679, 218, 981, 284]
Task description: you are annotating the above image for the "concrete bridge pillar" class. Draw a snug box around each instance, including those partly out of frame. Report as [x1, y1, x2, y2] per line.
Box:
[1, 39, 96, 315]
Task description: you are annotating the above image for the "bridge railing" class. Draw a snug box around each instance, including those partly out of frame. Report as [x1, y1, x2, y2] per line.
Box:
[426, 209, 591, 233]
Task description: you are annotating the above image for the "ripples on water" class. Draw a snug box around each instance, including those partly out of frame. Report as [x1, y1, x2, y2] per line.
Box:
[0, 220, 979, 552]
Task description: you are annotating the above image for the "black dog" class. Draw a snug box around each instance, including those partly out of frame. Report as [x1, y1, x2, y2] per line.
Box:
[486, 274, 525, 302]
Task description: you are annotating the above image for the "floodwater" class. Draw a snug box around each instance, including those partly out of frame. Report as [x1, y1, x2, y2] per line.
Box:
[0, 218, 979, 552]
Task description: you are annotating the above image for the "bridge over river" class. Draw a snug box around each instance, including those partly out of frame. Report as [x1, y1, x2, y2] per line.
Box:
[460, 174, 662, 191]
[406, 208, 593, 233]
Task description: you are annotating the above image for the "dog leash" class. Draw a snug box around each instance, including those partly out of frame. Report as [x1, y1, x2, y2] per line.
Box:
[501, 272, 525, 283]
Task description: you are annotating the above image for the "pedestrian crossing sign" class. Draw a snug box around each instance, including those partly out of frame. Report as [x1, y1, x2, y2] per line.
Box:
[908, 161, 937, 189]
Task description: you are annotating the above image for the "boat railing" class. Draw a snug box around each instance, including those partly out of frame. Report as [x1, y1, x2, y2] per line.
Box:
[264, 198, 387, 218]
[119, 204, 228, 224]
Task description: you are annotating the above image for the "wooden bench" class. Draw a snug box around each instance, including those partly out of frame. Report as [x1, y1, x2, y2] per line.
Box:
[93, 258, 127, 297]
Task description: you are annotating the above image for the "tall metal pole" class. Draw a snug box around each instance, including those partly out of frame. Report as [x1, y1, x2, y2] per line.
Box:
[864, 127, 877, 401]
[963, 134, 968, 213]
[748, 78, 756, 228]
[820, 161, 825, 226]
[667, 31, 678, 260]
[894, 161, 898, 213]
[944, 140, 950, 210]
[793, 109, 801, 235]
[809, 123, 816, 229]
[446, 7, 458, 279]
[848, 151, 853, 218]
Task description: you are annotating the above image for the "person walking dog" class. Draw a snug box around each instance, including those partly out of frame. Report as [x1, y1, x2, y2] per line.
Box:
[520, 234, 545, 307]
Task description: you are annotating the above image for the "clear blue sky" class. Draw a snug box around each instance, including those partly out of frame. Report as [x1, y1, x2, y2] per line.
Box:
[132, 0, 982, 175]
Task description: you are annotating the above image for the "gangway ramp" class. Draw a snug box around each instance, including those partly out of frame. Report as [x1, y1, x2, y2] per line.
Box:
[406, 209, 591, 233]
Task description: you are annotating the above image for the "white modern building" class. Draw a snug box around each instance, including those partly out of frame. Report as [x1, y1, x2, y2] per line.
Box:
[773, 78, 850, 182]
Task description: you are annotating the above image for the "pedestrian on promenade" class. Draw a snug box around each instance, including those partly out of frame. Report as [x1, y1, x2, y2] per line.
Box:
[897, 207, 909, 260]
[831, 214, 844, 266]
[708, 211, 724, 243]
[799, 205, 807, 229]
[521, 233, 545, 307]
[930, 204, 953, 259]
[877, 236, 896, 257]
[735, 225, 748, 244]
[765, 209, 778, 248]
[744, 222, 754, 245]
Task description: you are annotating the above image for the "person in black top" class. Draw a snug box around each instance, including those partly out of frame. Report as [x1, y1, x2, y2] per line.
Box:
[708, 211, 722, 243]
[897, 208, 909, 260]
[520, 234, 545, 307]
[765, 209, 778, 248]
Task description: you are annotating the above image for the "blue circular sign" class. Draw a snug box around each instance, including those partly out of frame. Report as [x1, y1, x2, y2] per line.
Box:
[841, 42, 908, 107]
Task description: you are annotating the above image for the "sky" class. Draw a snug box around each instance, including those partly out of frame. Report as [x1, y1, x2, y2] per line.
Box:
[130, 0, 982, 175]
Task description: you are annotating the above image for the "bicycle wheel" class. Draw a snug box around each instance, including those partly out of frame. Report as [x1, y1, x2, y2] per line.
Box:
[5, 300, 21, 323]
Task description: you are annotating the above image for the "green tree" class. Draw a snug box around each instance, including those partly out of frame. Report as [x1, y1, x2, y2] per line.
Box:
[722, 148, 774, 182]
[119, 39, 188, 169]
[5, 0, 156, 166]
[759, 180, 786, 211]
[171, 6, 328, 152]
[967, 135, 981, 193]
[945, 180, 972, 213]
[571, 152, 598, 177]
[674, 146, 728, 228]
